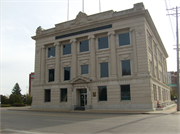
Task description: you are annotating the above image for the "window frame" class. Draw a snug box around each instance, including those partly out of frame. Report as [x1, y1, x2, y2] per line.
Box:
[121, 60, 131, 76]
[98, 36, 109, 49]
[44, 89, 51, 102]
[98, 86, 107, 101]
[120, 85, 131, 101]
[48, 69, 55, 82]
[63, 43, 71, 55]
[81, 64, 89, 75]
[60, 88, 67, 102]
[100, 62, 109, 78]
[118, 32, 130, 46]
[79, 40, 89, 53]
[64, 67, 71, 81]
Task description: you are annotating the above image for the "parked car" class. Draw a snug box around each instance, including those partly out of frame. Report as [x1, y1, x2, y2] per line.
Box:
[175, 100, 177, 103]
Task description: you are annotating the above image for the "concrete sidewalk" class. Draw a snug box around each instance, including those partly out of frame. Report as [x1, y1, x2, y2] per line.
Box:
[1, 104, 180, 114]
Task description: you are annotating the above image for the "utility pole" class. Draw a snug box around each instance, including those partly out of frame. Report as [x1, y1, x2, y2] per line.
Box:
[167, 7, 180, 111]
[82, 0, 84, 12]
[67, 0, 69, 21]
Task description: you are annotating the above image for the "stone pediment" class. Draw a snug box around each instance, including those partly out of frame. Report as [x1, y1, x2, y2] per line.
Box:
[70, 76, 91, 84]
[71, 11, 92, 25]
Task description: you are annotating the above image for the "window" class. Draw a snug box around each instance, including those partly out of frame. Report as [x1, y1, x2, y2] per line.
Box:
[48, 46, 55, 58]
[149, 60, 153, 76]
[81, 65, 89, 74]
[118, 32, 130, 46]
[45, 89, 51, 102]
[159, 71, 163, 82]
[153, 85, 157, 101]
[98, 36, 109, 49]
[80, 40, 89, 52]
[64, 67, 70, 81]
[121, 60, 131, 76]
[100, 62, 109, 77]
[147, 34, 152, 49]
[49, 69, 54, 82]
[153, 43, 157, 55]
[121, 85, 131, 100]
[61, 88, 67, 102]
[98, 86, 107, 101]
[63, 43, 71, 55]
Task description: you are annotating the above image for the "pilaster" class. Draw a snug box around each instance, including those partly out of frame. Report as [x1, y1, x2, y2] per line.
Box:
[108, 31, 117, 78]
[88, 35, 96, 80]
[70, 39, 77, 79]
[41, 46, 46, 84]
[54, 42, 61, 83]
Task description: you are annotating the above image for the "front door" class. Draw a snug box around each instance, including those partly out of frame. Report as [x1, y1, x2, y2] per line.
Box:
[80, 93, 87, 106]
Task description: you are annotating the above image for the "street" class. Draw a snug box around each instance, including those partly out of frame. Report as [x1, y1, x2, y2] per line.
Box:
[1, 108, 180, 134]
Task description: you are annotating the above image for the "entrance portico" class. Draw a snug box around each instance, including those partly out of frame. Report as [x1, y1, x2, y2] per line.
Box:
[70, 76, 92, 110]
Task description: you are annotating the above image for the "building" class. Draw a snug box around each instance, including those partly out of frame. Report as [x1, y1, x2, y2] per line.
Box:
[31, 3, 171, 111]
[168, 71, 177, 95]
[29, 72, 34, 96]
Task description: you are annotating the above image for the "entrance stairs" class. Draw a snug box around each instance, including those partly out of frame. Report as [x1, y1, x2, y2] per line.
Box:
[74, 106, 85, 111]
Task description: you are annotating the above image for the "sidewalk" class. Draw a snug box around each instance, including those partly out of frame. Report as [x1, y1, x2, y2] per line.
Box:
[1, 104, 180, 114]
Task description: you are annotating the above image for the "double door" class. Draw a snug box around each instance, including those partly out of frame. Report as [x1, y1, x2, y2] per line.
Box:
[80, 93, 87, 106]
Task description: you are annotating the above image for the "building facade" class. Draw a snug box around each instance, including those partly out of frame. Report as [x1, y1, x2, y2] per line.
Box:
[29, 72, 34, 96]
[31, 3, 171, 111]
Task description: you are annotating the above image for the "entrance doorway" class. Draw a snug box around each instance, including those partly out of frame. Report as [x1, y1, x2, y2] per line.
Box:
[80, 93, 87, 106]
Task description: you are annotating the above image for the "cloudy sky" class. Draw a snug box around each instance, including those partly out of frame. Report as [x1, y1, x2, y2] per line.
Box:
[1, 0, 179, 96]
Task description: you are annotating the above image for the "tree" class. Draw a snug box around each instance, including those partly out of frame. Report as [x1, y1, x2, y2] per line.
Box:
[0, 95, 9, 104]
[12, 83, 22, 96]
[26, 95, 32, 105]
[170, 87, 177, 100]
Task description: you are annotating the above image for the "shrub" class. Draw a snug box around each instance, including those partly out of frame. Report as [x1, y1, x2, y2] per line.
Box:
[1, 95, 9, 104]
[11, 103, 26, 107]
[1, 104, 11, 107]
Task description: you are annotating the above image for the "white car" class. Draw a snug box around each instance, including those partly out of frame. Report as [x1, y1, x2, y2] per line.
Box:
[175, 100, 177, 103]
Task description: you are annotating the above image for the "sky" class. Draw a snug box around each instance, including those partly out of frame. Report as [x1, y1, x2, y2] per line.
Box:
[1, 0, 180, 96]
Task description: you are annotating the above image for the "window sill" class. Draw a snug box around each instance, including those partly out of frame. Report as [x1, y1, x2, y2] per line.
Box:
[61, 54, 72, 58]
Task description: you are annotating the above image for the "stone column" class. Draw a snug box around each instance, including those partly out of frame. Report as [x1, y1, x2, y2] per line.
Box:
[54, 42, 61, 83]
[108, 31, 117, 78]
[70, 39, 77, 79]
[41, 46, 46, 84]
[130, 27, 138, 75]
[88, 35, 96, 80]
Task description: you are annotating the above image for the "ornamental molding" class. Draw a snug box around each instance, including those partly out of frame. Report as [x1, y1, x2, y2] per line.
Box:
[88, 35, 95, 40]
[62, 62, 71, 67]
[47, 64, 55, 69]
[71, 12, 92, 25]
[70, 38, 77, 43]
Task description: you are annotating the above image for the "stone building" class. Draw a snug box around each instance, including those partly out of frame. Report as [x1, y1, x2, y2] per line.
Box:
[31, 3, 171, 111]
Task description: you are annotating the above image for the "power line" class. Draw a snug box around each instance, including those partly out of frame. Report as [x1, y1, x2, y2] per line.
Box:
[164, 0, 175, 40]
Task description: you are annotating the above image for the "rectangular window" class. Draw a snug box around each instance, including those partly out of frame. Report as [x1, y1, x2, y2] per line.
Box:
[63, 43, 71, 55]
[121, 60, 131, 76]
[49, 69, 54, 82]
[118, 32, 130, 46]
[153, 84, 157, 101]
[81, 65, 88, 74]
[61, 88, 67, 102]
[48, 46, 55, 58]
[80, 40, 89, 52]
[98, 36, 109, 49]
[100, 62, 109, 77]
[98, 86, 107, 101]
[147, 34, 152, 49]
[64, 67, 70, 81]
[121, 85, 131, 100]
[45, 89, 51, 102]
[149, 60, 153, 76]
[153, 43, 157, 55]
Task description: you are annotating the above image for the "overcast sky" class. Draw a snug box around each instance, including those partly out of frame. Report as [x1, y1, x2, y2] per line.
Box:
[1, 0, 180, 96]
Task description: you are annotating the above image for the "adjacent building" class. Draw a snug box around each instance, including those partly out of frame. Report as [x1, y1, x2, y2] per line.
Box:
[31, 3, 171, 111]
[168, 71, 177, 95]
[29, 72, 34, 96]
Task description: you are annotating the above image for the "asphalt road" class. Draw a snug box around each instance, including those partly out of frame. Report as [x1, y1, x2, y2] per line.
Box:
[1, 109, 180, 134]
